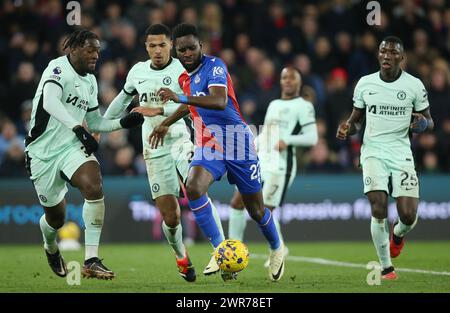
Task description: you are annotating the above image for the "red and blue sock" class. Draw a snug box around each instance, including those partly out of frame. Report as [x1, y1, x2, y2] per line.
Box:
[258, 208, 280, 250]
[188, 194, 224, 248]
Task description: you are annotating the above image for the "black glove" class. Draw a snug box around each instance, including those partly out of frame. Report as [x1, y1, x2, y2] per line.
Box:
[73, 125, 99, 155]
[120, 112, 144, 129]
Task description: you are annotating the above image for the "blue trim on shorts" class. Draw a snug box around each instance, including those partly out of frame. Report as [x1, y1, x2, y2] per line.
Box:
[190, 146, 262, 194]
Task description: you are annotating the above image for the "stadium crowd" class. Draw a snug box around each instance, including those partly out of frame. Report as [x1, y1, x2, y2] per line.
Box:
[0, 0, 449, 177]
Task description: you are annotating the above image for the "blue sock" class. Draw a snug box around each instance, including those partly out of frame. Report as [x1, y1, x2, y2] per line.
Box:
[257, 208, 280, 250]
[189, 194, 224, 248]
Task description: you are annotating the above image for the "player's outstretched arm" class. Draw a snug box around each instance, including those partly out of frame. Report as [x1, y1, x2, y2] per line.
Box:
[157, 86, 227, 110]
[104, 90, 135, 119]
[336, 107, 365, 140]
[130, 101, 190, 118]
[410, 108, 434, 133]
[131, 106, 163, 117]
[86, 107, 144, 132]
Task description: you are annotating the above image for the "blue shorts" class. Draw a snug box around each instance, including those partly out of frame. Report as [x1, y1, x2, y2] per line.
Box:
[190, 146, 262, 194]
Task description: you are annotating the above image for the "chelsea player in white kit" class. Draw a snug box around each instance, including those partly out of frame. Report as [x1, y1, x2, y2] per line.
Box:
[104, 24, 223, 282]
[337, 36, 434, 280]
[25, 29, 144, 279]
[228, 67, 318, 266]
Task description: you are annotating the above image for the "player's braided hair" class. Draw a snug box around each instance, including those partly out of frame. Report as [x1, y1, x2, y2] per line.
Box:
[62, 29, 98, 50]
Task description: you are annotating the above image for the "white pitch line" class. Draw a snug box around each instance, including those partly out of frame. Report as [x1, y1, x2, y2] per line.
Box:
[252, 254, 450, 277]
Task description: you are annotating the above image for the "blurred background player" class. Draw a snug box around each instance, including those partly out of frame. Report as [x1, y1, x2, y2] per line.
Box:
[104, 24, 223, 282]
[150, 23, 285, 282]
[228, 66, 318, 267]
[336, 36, 434, 280]
[25, 29, 144, 279]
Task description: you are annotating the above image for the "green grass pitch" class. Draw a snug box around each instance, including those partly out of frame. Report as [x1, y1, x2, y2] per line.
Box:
[1, 241, 449, 293]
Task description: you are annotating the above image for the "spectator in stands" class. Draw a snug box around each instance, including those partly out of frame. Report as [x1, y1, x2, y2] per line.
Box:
[0, 1, 449, 175]
[436, 118, 450, 172]
[293, 53, 326, 108]
[9, 33, 49, 75]
[428, 59, 450, 129]
[422, 151, 440, 173]
[110, 145, 137, 176]
[250, 58, 280, 125]
[17, 100, 32, 136]
[0, 140, 26, 177]
[181, 6, 198, 25]
[97, 130, 128, 175]
[304, 138, 342, 173]
[407, 29, 440, 76]
[0, 120, 25, 164]
[200, 2, 223, 54]
[126, 0, 153, 35]
[320, 0, 356, 37]
[147, 7, 164, 26]
[162, 0, 179, 29]
[7, 61, 38, 125]
[324, 67, 353, 150]
[415, 132, 438, 172]
[348, 31, 379, 84]
[334, 31, 353, 70]
[101, 2, 131, 41]
[295, 14, 319, 55]
[392, 0, 432, 49]
[98, 61, 120, 94]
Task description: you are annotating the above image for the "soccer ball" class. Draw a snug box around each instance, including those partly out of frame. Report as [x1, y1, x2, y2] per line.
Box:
[215, 239, 249, 273]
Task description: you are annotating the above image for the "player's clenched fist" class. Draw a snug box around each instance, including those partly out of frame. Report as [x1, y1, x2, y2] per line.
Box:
[409, 113, 428, 133]
[73, 125, 99, 155]
[336, 122, 350, 140]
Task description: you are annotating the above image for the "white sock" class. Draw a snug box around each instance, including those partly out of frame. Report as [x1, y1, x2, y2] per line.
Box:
[39, 215, 58, 254]
[228, 208, 247, 241]
[85, 245, 98, 260]
[83, 197, 105, 260]
[274, 214, 284, 245]
[162, 221, 186, 259]
[370, 217, 392, 269]
[394, 215, 418, 238]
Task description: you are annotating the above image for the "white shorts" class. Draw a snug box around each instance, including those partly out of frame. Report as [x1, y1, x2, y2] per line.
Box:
[144, 140, 193, 199]
[361, 157, 419, 198]
[261, 170, 295, 207]
[26, 145, 98, 207]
